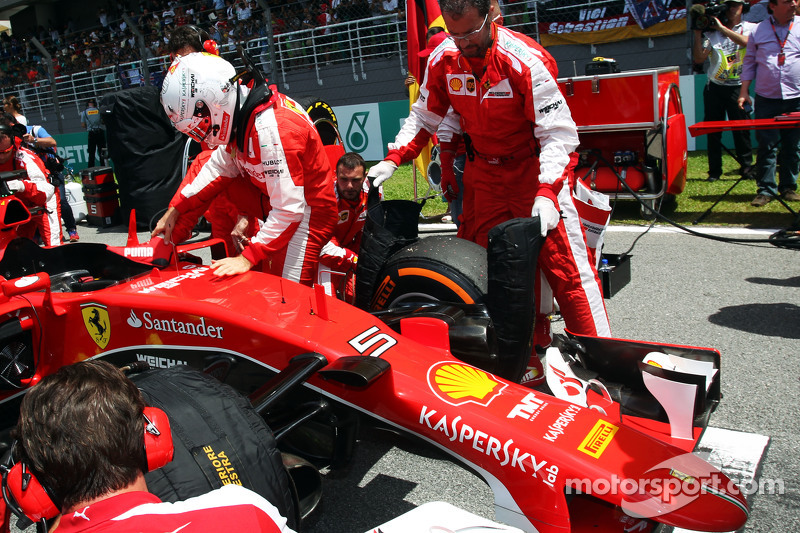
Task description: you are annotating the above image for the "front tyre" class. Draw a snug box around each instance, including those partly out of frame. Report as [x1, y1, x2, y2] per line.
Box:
[369, 235, 487, 311]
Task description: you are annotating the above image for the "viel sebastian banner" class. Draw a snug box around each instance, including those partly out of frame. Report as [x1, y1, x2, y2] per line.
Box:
[538, 0, 687, 47]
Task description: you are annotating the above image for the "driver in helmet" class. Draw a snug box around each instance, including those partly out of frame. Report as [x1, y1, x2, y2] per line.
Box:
[154, 52, 337, 285]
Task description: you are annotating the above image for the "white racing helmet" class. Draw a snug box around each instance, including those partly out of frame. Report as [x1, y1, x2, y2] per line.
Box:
[160, 52, 238, 147]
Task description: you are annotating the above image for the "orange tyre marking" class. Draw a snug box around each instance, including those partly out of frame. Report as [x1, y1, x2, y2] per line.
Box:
[397, 267, 474, 304]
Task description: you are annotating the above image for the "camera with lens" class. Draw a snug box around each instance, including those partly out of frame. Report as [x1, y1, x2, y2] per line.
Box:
[690, 0, 729, 31]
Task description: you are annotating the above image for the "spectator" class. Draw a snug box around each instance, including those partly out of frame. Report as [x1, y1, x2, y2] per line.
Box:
[236, 1, 252, 21]
[80, 98, 106, 169]
[8, 359, 296, 532]
[744, 0, 770, 22]
[693, 0, 754, 182]
[369, 0, 610, 384]
[155, 53, 338, 284]
[0, 113, 62, 247]
[739, 0, 800, 205]
[98, 8, 110, 33]
[3, 94, 26, 125]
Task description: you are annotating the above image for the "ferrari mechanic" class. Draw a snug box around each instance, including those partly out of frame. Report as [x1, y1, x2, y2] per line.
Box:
[368, 0, 610, 367]
[0, 113, 61, 247]
[154, 52, 337, 285]
[318, 152, 371, 302]
[6, 360, 294, 532]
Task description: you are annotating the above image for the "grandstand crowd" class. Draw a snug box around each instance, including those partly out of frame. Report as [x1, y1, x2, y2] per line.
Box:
[0, 0, 402, 87]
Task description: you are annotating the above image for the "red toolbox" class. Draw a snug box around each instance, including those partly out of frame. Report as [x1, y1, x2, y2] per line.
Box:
[83, 183, 121, 227]
[80, 166, 115, 186]
[557, 67, 687, 218]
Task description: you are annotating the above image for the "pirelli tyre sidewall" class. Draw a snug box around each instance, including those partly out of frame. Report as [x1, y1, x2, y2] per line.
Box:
[135, 366, 300, 529]
[296, 97, 338, 146]
[370, 235, 487, 311]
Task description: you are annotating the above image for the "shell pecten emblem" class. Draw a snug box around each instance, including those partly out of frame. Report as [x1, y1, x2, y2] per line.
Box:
[428, 361, 507, 407]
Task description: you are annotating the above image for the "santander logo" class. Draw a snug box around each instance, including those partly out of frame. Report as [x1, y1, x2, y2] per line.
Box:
[127, 310, 224, 339]
[127, 310, 143, 328]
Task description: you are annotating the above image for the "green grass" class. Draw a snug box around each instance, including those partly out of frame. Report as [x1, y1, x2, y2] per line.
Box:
[373, 152, 798, 228]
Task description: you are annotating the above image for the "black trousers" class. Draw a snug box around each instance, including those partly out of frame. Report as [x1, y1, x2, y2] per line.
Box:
[703, 82, 753, 178]
[87, 129, 107, 168]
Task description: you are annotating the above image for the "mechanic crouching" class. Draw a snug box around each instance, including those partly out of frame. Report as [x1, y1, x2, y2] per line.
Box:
[0, 113, 62, 247]
[3, 360, 294, 532]
[369, 0, 610, 385]
[317, 152, 372, 303]
[154, 52, 337, 286]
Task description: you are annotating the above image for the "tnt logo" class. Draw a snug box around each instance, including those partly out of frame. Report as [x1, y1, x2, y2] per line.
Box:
[507, 392, 546, 420]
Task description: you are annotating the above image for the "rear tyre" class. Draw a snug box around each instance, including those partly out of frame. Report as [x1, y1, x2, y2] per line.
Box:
[369, 235, 487, 311]
[297, 97, 339, 146]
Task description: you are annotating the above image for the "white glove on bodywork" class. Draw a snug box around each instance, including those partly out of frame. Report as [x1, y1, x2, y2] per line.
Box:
[367, 160, 398, 188]
[531, 197, 560, 237]
[6, 180, 24, 193]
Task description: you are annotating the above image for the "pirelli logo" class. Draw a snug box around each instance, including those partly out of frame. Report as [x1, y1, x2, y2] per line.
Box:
[578, 420, 618, 458]
[201, 444, 242, 486]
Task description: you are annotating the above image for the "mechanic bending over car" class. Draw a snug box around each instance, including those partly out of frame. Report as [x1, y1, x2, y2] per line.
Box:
[3, 360, 294, 532]
[159, 25, 268, 257]
[317, 152, 372, 303]
[368, 0, 610, 383]
[154, 51, 338, 285]
[0, 113, 62, 247]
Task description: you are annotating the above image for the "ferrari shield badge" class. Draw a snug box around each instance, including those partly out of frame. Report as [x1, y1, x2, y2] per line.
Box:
[427, 361, 506, 407]
[82, 303, 111, 349]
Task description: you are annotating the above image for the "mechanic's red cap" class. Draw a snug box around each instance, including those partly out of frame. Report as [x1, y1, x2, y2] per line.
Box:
[418, 31, 449, 58]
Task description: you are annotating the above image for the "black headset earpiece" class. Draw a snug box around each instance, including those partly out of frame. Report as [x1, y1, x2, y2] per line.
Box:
[186, 24, 218, 56]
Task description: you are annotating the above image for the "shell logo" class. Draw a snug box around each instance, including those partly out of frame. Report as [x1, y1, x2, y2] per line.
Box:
[427, 361, 506, 407]
[449, 77, 463, 92]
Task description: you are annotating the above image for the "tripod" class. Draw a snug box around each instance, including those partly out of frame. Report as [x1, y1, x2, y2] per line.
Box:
[689, 117, 800, 224]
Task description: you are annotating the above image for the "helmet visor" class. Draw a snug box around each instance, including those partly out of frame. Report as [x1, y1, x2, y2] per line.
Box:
[173, 101, 212, 143]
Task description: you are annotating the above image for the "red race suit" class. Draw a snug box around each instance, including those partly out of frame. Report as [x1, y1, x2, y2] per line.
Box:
[54, 485, 294, 533]
[169, 149, 267, 255]
[172, 90, 337, 286]
[0, 145, 62, 246]
[385, 23, 610, 345]
[317, 180, 369, 302]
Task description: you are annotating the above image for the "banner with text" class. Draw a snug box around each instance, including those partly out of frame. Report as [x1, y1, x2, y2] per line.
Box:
[538, 0, 687, 47]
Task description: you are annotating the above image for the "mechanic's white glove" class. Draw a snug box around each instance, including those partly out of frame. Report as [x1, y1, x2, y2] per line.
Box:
[6, 180, 24, 193]
[531, 197, 560, 237]
[367, 160, 398, 188]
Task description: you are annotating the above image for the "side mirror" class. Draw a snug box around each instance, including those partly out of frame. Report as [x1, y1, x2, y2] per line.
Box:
[2, 273, 51, 298]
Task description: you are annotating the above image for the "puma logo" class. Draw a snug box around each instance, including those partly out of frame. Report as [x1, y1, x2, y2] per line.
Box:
[73, 506, 90, 521]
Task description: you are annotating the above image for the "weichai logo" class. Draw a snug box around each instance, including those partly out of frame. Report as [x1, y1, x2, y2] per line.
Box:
[578, 419, 618, 458]
[428, 361, 506, 407]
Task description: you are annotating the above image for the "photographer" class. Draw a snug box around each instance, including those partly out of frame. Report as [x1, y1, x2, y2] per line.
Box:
[693, 0, 755, 182]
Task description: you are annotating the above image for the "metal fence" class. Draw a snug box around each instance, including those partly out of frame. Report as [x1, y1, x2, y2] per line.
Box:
[1, 0, 687, 125]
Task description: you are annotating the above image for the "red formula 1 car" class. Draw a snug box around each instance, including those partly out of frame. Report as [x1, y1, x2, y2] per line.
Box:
[0, 171, 747, 533]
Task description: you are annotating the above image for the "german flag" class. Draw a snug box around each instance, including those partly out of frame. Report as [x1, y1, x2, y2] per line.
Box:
[406, 0, 446, 179]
